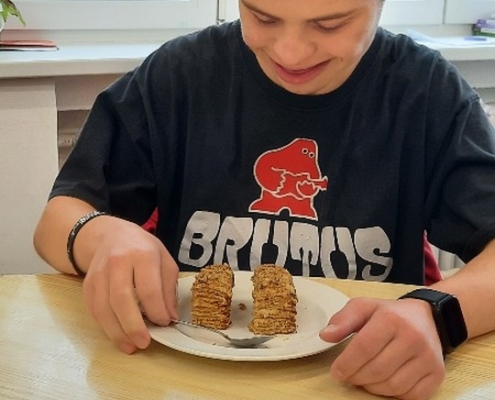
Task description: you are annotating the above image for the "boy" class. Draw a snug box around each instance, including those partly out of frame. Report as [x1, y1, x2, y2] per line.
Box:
[34, 1, 495, 399]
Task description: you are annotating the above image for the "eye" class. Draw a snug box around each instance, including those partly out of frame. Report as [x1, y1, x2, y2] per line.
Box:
[302, 148, 309, 155]
[309, 152, 315, 158]
[313, 20, 347, 33]
[252, 12, 276, 25]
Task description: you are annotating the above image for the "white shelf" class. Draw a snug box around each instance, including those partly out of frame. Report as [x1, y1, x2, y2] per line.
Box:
[420, 41, 495, 61]
[0, 43, 162, 79]
[1, 40, 495, 80]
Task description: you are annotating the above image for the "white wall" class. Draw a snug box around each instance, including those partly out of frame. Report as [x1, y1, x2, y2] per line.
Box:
[0, 79, 59, 274]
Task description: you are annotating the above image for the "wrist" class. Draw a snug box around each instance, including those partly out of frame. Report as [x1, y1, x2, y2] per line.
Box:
[67, 211, 108, 277]
[399, 288, 468, 355]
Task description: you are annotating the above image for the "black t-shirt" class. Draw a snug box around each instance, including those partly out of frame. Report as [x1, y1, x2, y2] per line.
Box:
[51, 21, 495, 284]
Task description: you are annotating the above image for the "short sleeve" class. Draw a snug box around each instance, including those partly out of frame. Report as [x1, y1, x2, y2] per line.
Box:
[49, 70, 157, 225]
[426, 96, 495, 262]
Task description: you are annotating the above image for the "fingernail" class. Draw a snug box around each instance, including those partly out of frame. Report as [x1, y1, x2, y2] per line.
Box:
[120, 342, 137, 354]
[135, 333, 150, 349]
[321, 324, 339, 334]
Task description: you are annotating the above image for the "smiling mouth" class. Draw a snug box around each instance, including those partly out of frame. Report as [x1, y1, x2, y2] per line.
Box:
[272, 60, 330, 84]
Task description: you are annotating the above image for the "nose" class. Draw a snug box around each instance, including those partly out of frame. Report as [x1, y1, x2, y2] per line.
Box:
[272, 28, 315, 68]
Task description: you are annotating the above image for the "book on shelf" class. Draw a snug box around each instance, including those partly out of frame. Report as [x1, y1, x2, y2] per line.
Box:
[0, 39, 58, 51]
[472, 19, 495, 38]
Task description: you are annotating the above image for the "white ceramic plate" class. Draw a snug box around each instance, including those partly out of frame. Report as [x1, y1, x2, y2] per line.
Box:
[148, 271, 350, 361]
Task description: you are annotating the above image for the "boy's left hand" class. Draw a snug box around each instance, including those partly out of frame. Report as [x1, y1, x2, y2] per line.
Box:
[320, 297, 445, 400]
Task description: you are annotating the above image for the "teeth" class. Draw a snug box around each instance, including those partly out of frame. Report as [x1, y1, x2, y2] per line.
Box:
[282, 67, 312, 74]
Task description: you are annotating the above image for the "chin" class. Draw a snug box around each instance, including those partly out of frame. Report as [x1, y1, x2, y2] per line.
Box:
[280, 82, 328, 96]
[286, 86, 319, 96]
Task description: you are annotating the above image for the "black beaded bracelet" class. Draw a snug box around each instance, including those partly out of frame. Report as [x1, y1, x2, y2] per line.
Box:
[67, 210, 107, 278]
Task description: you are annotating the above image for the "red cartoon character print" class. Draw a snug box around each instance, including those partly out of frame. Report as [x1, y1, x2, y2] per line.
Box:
[249, 138, 328, 220]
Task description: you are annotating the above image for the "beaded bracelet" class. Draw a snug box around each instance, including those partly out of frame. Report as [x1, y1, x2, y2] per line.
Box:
[67, 210, 107, 278]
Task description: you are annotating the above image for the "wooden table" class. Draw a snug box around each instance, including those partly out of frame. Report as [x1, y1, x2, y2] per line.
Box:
[1, 274, 494, 400]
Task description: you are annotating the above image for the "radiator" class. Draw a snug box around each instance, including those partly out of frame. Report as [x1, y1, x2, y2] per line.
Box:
[430, 245, 464, 271]
[482, 101, 495, 127]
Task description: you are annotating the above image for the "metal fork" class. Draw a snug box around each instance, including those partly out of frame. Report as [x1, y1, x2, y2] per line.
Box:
[171, 319, 274, 348]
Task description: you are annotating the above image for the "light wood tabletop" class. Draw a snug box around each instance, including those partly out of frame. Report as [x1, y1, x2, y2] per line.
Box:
[1, 273, 494, 400]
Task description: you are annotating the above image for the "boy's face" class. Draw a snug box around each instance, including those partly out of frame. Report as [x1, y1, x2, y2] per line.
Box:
[240, 0, 383, 95]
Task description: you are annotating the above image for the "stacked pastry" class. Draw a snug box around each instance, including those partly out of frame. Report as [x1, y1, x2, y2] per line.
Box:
[249, 264, 298, 335]
[190, 264, 234, 329]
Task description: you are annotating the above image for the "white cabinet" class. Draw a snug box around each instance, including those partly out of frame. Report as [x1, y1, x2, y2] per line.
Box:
[223, 0, 240, 22]
[445, 0, 495, 23]
[0, 79, 58, 274]
[380, 0, 445, 25]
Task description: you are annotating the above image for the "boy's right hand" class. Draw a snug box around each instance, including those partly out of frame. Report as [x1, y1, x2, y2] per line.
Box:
[80, 217, 179, 353]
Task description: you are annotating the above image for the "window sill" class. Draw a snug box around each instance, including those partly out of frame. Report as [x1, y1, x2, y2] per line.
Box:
[417, 41, 495, 62]
[0, 42, 163, 79]
[1, 39, 495, 79]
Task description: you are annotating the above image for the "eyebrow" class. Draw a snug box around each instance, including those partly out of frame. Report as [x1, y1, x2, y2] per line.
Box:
[240, 0, 356, 22]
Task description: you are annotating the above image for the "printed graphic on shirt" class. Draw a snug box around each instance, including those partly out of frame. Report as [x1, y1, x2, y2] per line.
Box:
[249, 139, 328, 220]
[178, 211, 393, 279]
[177, 138, 393, 279]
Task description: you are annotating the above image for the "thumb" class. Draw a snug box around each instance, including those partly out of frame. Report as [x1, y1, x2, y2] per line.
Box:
[319, 298, 379, 343]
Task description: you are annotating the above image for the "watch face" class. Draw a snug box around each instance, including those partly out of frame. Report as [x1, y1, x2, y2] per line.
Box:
[441, 296, 468, 349]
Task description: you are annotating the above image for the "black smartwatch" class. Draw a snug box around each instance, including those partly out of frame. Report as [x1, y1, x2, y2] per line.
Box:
[399, 288, 468, 354]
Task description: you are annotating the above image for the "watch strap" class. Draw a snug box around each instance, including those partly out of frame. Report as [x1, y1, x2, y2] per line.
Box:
[399, 288, 467, 354]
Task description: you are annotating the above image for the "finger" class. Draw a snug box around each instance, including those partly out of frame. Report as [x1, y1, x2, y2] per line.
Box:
[98, 303, 138, 354]
[82, 275, 96, 319]
[110, 262, 151, 350]
[361, 355, 444, 400]
[320, 298, 379, 343]
[343, 332, 416, 386]
[397, 368, 445, 400]
[87, 264, 138, 354]
[133, 253, 170, 325]
[329, 302, 396, 381]
[159, 245, 179, 320]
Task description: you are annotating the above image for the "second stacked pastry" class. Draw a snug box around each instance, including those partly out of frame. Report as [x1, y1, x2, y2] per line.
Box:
[249, 264, 298, 335]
